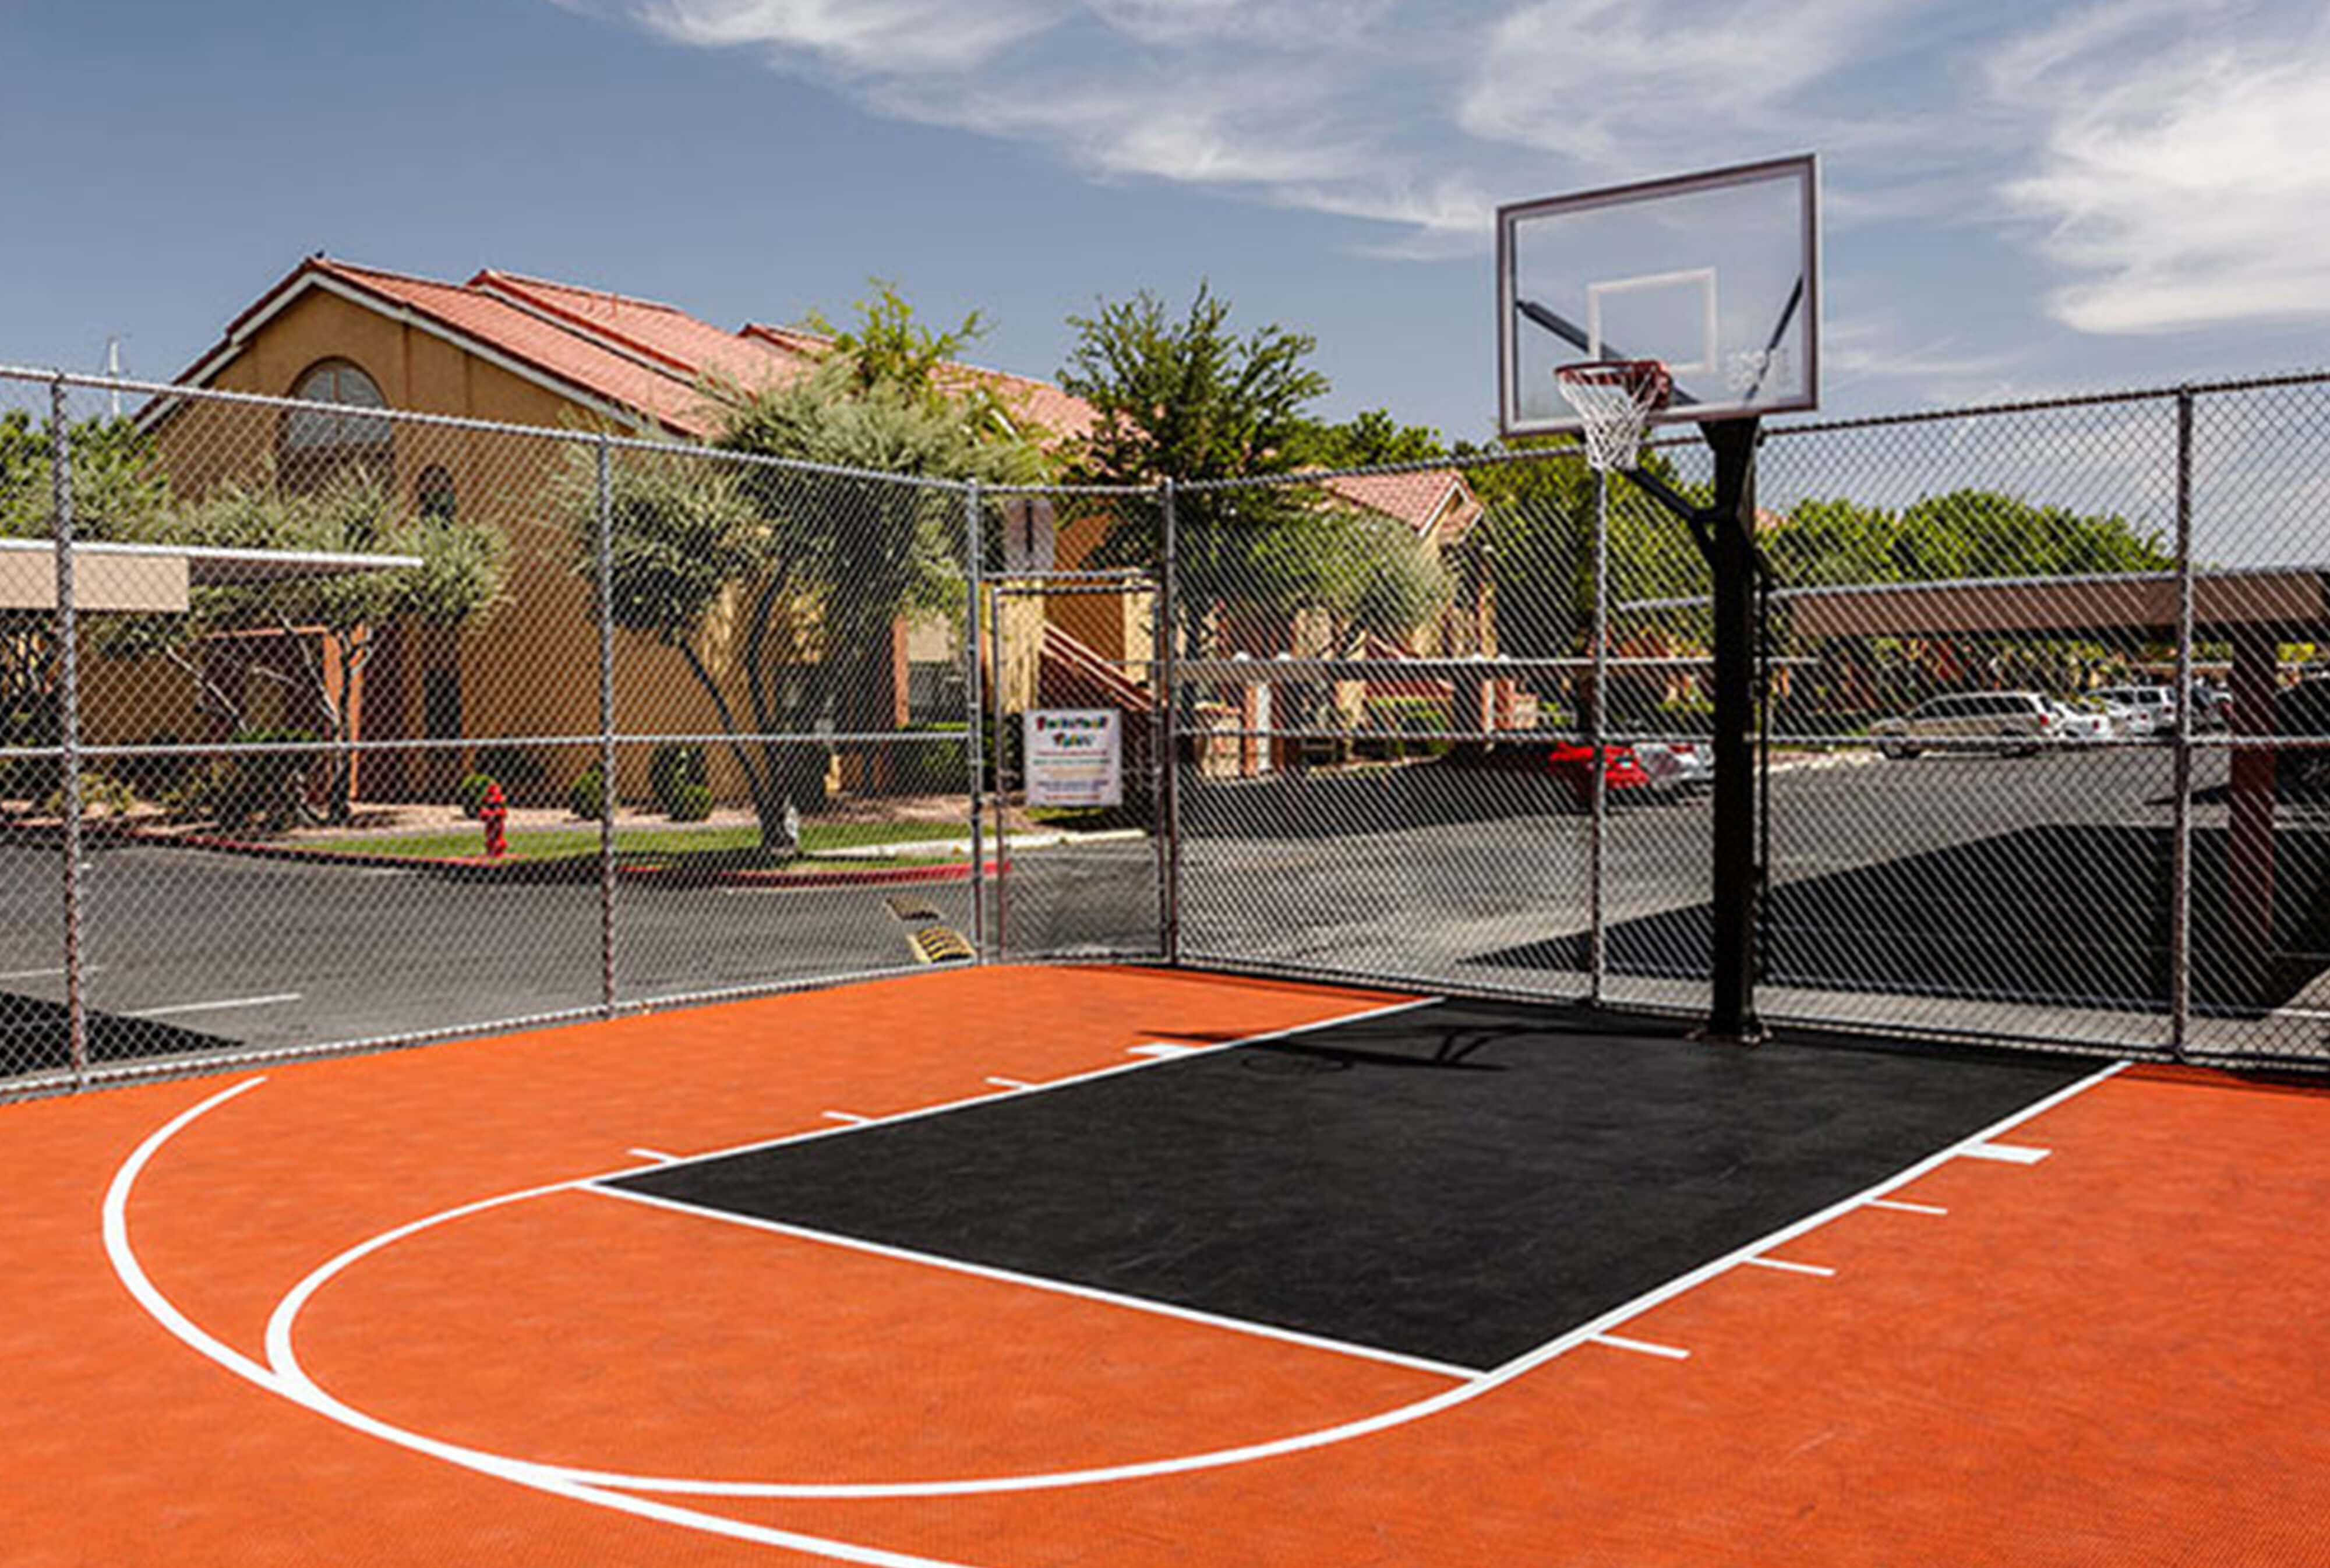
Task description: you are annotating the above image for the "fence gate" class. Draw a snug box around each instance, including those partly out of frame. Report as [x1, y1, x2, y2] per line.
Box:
[977, 565, 1168, 965]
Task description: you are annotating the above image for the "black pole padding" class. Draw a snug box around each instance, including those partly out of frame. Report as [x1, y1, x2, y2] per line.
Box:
[1701, 417, 1765, 1044]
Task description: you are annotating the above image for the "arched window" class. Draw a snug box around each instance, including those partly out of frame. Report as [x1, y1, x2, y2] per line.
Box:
[416, 464, 457, 522]
[280, 359, 392, 493]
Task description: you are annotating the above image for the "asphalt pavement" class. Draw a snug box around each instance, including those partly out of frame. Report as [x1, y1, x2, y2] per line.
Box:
[5, 743, 2297, 1083]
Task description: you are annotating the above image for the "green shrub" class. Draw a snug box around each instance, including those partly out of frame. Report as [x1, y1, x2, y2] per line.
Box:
[457, 772, 498, 818]
[210, 730, 318, 829]
[648, 743, 708, 815]
[668, 781, 713, 822]
[43, 771, 139, 818]
[474, 744, 549, 803]
[567, 764, 606, 821]
[1364, 696, 1452, 733]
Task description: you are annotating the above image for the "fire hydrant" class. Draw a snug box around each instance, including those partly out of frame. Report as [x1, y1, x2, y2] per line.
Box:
[479, 781, 509, 860]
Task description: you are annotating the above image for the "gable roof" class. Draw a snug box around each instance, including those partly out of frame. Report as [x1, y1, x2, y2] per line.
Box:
[1318, 469, 1482, 544]
[174, 256, 1096, 447]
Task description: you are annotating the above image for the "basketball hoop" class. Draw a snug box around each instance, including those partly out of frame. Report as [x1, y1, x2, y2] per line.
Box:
[1554, 359, 1672, 474]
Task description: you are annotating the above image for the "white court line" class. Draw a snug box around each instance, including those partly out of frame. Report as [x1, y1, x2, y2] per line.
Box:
[1867, 1198, 1948, 1216]
[105, 1080, 986, 1568]
[626, 1148, 680, 1164]
[984, 1076, 1033, 1090]
[117, 1022, 2128, 1515]
[125, 991, 301, 1019]
[594, 1182, 1480, 1382]
[821, 1111, 871, 1125]
[1962, 1141, 2050, 1165]
[1742, 1255, 1835, 1278]
[1128, 1043, 1198, 1058]
[0, 965, 101, 982]
[588, 994, 1441, 1185]
[1590, 1333, 1689, 1361]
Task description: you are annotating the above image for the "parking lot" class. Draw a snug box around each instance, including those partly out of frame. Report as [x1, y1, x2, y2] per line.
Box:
[11, 739, 2323, 1081]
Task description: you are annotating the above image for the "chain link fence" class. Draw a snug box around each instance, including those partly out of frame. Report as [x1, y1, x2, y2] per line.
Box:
[7, 363, 2330, 1094]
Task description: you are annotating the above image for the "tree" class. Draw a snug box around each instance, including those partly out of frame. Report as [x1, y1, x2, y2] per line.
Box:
[0, 413, 171, 787]
[1284, 408, 1446, 469]
[1059, 286, 1453, 657]
[119, 471, 508, 822]
[588, 289, 1046, 858]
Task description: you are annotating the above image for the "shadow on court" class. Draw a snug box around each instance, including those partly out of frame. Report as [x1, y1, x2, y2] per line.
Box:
[1478, 823, 2330, 1019]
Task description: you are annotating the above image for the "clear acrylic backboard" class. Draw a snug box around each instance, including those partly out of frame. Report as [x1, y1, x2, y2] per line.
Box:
[1498, 154, 1819, 439]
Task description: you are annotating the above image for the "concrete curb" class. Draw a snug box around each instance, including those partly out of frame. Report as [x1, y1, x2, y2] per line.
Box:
[1, 818, 1009, 889]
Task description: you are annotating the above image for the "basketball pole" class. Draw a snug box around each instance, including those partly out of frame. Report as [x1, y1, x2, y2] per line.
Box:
[1700, 417, 1764, 1044]
[1615, 417, 1766, 1044]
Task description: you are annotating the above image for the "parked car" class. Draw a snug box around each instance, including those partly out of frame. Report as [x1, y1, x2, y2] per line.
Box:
[2093, 684, 2177, 736]
[1631, 740, 1713, 792]
[1543, 741, 1659, 807]
[1870, 691, 2054, 758]
[2049, 698, 2113, 744]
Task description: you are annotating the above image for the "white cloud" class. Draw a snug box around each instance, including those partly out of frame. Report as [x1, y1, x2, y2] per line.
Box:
[1457, 0, 1935, 171]
[1992, 2, 2330, 333]
[629, 0, 1064, 75]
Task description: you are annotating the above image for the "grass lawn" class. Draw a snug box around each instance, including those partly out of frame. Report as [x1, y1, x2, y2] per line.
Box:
[300, 817, 976, 865]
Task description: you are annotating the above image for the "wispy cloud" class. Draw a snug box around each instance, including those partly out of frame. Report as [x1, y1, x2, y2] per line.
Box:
[1991, 0, 2330, 333]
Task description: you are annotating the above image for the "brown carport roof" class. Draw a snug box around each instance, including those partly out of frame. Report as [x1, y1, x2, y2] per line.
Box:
[1628, 567, 2330, 642]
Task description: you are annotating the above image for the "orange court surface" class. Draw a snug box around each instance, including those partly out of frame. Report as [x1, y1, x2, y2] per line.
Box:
[6, 962, 2330, 1567]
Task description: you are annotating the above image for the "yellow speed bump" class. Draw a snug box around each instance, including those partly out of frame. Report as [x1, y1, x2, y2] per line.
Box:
[908, 926, 976, 965]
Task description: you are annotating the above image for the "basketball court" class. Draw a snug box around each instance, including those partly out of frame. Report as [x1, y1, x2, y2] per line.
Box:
[11, 154, 2330, 1566]
[6, 962, 2330, 1565]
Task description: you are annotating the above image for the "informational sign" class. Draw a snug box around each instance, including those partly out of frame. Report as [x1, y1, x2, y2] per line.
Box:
[1024, 709, 1122, 808]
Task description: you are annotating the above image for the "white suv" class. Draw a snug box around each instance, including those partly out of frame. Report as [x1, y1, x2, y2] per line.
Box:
[1872, 691, 2054, 758]
[2092, 684, 2177, 736]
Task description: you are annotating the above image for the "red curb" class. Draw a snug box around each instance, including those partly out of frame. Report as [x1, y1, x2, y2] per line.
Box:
[3, 818, 1004, 888]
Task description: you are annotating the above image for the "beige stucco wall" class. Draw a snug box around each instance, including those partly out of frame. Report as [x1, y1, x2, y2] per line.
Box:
[139, 287, 735, 803]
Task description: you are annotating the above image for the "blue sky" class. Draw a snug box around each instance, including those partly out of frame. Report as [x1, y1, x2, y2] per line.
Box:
[5, 0, 2328, 441]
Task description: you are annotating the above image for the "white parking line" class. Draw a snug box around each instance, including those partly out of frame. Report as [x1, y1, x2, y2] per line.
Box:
[1743, 1255, 1836, 1278]
[1962, 1141, 2050, 1165]
[125, 991, 302, 1019]
[1590, 1333, 1689, 1361]
[0, 965, 97, 982]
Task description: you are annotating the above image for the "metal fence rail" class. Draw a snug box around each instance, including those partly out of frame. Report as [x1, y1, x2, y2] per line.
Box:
[7, 363, 2330, 1096]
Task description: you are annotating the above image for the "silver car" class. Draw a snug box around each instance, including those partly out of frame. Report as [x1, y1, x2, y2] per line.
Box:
[1872, 691, 2054, 758]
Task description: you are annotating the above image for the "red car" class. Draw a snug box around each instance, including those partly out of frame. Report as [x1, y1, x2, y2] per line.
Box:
[1542, 741, 1659, 807]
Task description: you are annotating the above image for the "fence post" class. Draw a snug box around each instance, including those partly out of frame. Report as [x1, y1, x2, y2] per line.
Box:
[50, 376, 86, 1088]
[1587, 471, 1609, 1008]
[1159, 478, 1182, 967]
[962, 480, 988, 961]
[2170, 389, 2196, 1058]
[596, 435, 617, 1018]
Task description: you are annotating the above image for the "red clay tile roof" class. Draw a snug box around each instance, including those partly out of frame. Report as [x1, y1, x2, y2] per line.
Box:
[176, 256, 1092, 448]
[471, 270, 798, 398]
[1319, 469, 1482, 542]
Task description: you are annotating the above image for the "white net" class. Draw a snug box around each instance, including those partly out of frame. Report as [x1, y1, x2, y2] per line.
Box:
[1555, 361, 1669, 473]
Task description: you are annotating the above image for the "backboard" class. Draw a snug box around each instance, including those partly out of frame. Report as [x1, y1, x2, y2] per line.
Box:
[1498, 154, 1819, 440]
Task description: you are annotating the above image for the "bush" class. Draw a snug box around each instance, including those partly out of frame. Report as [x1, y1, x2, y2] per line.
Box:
[43, 771, 139, 818]
[457, 772, 497, 818]
[668, 781, 713, 822]
[567, 764, 606, 821]
[649, 743, 709, 815]
[210, 729, 318, 829]
[474, 744, 549, 803]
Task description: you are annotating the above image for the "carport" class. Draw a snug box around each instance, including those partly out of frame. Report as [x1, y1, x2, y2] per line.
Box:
[1785, 567, 2330, 959]
[0, 537, 421, 612]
